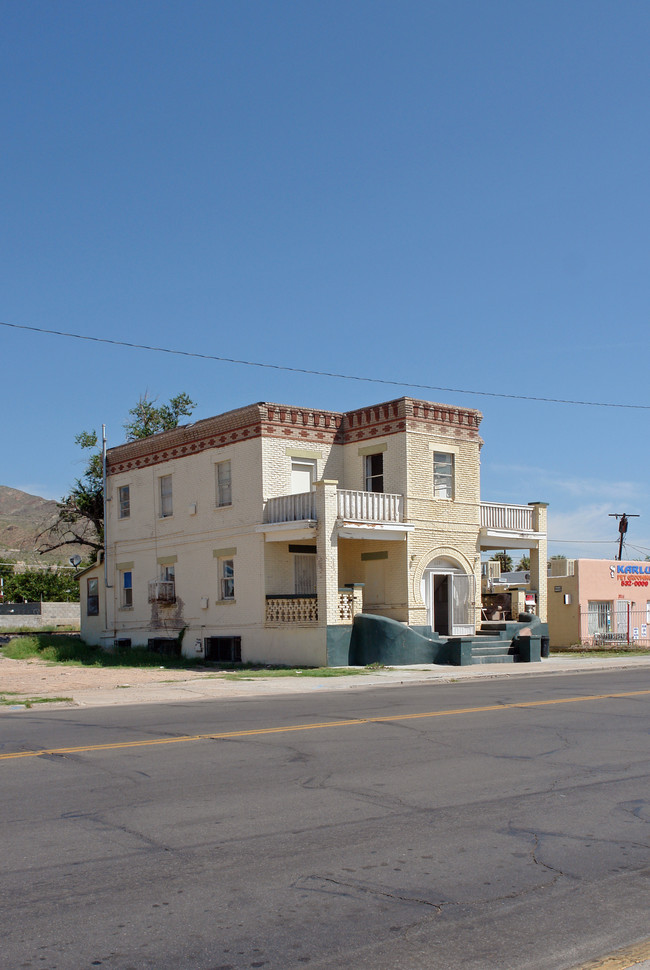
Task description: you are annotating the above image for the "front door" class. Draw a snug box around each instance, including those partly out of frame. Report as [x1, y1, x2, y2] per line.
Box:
[433, 574, 450, 635]
[424, 566, 475, 637]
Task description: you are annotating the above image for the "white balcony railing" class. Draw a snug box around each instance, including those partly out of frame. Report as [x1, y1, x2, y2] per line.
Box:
[337, 489, 403, 522]
[264, 492, 316, 524]
[480, 502, 534, 532]
[263, 489, 404, 525]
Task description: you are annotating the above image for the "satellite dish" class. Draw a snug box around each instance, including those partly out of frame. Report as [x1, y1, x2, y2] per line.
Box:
[69, 554, 82, 569]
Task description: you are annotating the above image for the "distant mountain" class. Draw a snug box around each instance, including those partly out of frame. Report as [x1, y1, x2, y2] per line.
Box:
[0, 486, 81, 565]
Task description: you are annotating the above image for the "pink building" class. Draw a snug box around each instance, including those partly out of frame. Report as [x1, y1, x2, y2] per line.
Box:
[547, 558, 650, 648]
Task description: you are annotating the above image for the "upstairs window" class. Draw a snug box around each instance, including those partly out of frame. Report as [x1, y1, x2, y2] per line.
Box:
[433, 452, 454, 499]
[364, 453, 384, 493]
[160, 475, 173, 517]
[160, 563, 175, 584]
[219, 558, 235, 600]
[216, 460, 232, 507]
[87, 578, 99, 616]
[118, 485, 130, 519]
[120, 570, 133, 609]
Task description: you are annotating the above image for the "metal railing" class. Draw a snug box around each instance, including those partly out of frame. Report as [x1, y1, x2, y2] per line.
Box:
[580, 607, 650, 647]
[148, 580, 176, 604]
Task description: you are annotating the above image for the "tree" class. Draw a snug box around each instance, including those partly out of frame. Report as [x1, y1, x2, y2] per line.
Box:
[516, 555, 530, 571]
[0, 561, 79, 602]
[38, 393, 196, 562]
[37, 430, 104, 560]
[490, 552, 513, 573]
[123, 392, 196, 441]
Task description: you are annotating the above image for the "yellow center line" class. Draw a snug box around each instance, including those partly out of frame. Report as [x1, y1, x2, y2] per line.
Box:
[1, 688, 649, 763]
[569, 937, 650, 969]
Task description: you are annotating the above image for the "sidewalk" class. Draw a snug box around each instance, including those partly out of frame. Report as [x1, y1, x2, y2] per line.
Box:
[3, 654, 650, 711]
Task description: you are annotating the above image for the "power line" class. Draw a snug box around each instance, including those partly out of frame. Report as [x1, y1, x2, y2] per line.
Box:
[3, 318, 650, 410]
[547, 538, 616, 543]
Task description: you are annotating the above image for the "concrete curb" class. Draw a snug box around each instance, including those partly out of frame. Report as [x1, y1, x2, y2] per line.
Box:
[4, 656, 650, 711]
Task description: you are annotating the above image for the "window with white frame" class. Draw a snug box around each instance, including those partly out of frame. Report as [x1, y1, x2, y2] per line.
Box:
[160, 563, 175, 583]
[219, 558, 235, 600]
[120, 570, 133, 608]
[216, 460, 232, 507]
[87, 578, 99, 616]
[159, 475, 173, 517]
[364, 452, 384, 493]
[433, 452, 454, 499]
[118, 484, 130, 518]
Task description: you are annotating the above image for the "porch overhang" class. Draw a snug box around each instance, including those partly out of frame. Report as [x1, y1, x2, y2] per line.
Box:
[256, 520, 317, 542]
[479, 528, 546, 551]
[336, 520, 415, 541]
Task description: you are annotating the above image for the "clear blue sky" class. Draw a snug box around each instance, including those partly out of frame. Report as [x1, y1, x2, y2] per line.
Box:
[2, 0, 649, 561]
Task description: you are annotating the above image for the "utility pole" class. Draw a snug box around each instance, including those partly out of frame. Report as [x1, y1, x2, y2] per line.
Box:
[609, 513, 640, 561]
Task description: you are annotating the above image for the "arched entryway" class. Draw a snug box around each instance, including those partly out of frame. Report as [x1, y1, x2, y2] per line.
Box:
[421, 557, 475, 636]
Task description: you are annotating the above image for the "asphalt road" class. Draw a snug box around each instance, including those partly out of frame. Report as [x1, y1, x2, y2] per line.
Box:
[1, 670, 649, 970]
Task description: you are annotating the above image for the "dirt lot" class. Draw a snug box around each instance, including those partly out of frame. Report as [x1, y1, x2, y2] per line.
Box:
[0, 653, 216, 701]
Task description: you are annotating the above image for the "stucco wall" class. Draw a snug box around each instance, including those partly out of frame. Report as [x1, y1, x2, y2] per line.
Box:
[547, 558, 650, 647]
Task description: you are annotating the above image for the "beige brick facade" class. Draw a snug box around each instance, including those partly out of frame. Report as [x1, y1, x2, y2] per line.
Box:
[79, 397, 546, 663]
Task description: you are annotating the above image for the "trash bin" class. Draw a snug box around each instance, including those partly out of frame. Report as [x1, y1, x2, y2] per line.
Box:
[541, 636, 550, 658]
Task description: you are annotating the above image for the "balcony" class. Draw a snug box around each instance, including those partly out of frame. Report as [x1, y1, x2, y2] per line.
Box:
[337, 489, 403, 522]
[479, 502, 545, 552]
[264, 491, 316, 524]
[148, 580, 176, 604]
[480, 503, 534, 532]
[263, 489, 404, 525]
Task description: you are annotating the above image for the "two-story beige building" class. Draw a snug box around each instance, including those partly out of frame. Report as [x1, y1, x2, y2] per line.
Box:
[79, 397, 547, 665]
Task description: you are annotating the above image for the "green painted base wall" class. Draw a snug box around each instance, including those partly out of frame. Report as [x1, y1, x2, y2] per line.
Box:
[347, 614, 453, 666]
[339, 613, 549, 667]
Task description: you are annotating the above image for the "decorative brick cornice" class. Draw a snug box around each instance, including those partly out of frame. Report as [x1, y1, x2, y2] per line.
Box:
[106, 397, 483, 475]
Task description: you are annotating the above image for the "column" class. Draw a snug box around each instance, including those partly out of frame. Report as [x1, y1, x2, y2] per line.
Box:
[529, 502, 548, 621]
[314, 480, 340, 628]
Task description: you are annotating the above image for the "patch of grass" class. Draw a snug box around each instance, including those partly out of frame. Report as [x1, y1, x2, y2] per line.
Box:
[0, 634, 204, 670]
[0, 694, 73, 708]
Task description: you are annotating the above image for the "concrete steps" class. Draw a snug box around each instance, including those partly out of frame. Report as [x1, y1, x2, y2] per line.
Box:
[470, 641, 515, 664]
